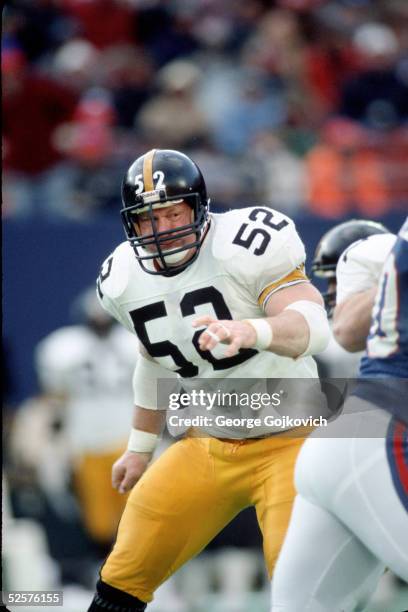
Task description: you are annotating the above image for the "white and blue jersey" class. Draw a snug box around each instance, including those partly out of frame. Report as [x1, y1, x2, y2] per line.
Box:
[360, 217, 408, 378]
[354, 217, 408, 425]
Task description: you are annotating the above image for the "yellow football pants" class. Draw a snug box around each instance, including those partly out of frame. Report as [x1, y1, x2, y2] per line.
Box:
[73, 446, 128, 545]
[101, 433, 305, 602]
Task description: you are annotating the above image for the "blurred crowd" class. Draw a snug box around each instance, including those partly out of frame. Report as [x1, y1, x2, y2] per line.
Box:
[3, 0, 408, 221]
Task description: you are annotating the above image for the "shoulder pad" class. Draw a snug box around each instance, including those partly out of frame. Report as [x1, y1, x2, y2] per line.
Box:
[97, 242, 134, 300]
[211, 207, 296, 263]
[336, 233, 397, 304]
[340, 233, 396, 267]
[210, 207, 305, 300]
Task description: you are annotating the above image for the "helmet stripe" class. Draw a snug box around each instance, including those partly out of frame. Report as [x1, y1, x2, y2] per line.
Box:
[143, 149, 156, 192]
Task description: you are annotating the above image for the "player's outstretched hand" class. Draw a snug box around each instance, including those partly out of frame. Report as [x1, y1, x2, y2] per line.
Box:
[112, 450, 152, 494]
[192, 315, 257, 357]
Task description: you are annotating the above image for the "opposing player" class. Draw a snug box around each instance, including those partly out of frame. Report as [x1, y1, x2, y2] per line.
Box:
[271, 217, 408, 612]
[311, 219, 392, 377]
[312, 219, 390, 319]
[87, 149, 330, 611]
[331, 223, 396, 353]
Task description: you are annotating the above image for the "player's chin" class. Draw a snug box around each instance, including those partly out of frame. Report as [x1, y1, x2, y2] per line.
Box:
[142, 242, 197, 267]
[162, 244, 197, 266]
[168, 251, 196, 266]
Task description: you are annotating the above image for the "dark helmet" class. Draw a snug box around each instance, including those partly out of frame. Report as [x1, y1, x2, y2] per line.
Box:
[312, 219, 389, 315]
[121, 149, 210, 276]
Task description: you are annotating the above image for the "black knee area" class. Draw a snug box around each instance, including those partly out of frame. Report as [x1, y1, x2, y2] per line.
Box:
[87, 579, 147, 611]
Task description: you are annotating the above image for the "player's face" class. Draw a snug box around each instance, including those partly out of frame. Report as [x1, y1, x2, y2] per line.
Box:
[134, 201, 196, 265]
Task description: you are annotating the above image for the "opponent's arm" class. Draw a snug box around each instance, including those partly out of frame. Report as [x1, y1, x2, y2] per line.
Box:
[332, 287, 377, 352]
[193, 283, 329, 359]
[332, 234, 396, 352]
[112, 405, 167, 494]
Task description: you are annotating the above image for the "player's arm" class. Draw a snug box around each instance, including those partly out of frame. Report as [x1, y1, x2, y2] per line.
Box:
[331, 234, 396, 352]
[111, 347, 175, 494]
[112, 405, 167, 494]
[261, 282, 327, 357]
[193, 282, 329, 359]
[332, 287, 377, 352]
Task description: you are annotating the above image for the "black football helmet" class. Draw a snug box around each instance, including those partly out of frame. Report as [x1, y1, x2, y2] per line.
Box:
[121, 149, 210, 275]
[312, 219, 389, 315]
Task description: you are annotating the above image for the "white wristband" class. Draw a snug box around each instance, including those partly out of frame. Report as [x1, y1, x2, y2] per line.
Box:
[127, 428, 159, 454]
[243, 318, 273, 351]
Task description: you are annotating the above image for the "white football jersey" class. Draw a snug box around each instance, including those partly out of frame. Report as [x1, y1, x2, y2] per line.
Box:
[35, 325, 138, 453]
[317, 326, 362, 378]
[336, 233, 397, 304]
[97, 207, 321, 438]
[318, 233, 396, 377]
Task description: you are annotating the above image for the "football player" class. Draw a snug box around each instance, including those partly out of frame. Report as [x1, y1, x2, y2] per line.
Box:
[35, 288, 138, 551]
[87, 149, 330, 612]
[271, 217, 408, 612]
[330, 223, 396, 353]
[311, 219, 393, 378]
[311, 219, 390, 319]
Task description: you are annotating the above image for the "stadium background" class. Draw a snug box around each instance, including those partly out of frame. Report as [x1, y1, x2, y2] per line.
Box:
[2, 0, 408, 610]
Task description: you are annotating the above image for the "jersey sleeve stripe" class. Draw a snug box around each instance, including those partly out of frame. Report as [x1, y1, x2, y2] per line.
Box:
[258, 266, 309, 308]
